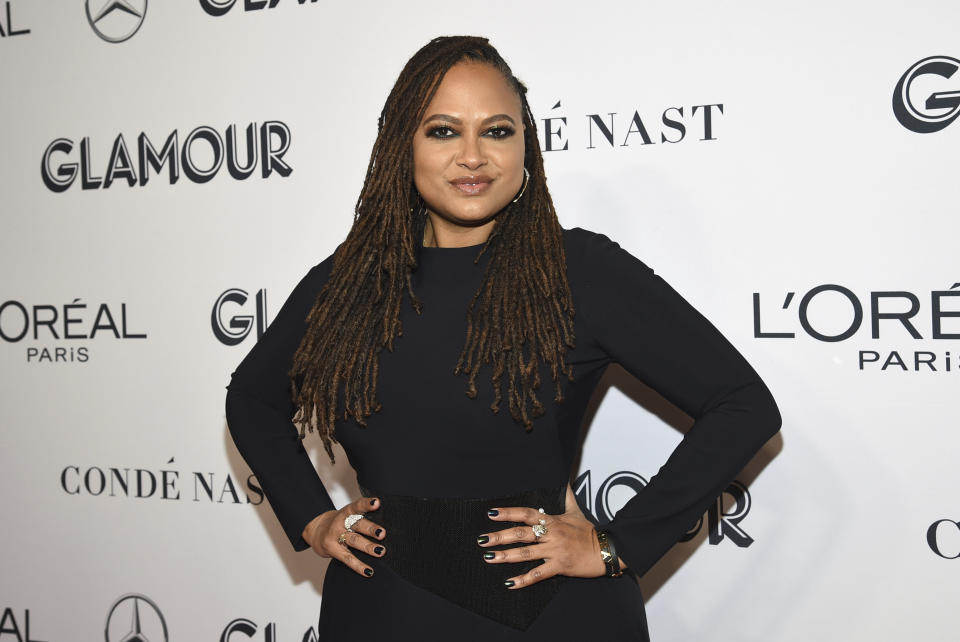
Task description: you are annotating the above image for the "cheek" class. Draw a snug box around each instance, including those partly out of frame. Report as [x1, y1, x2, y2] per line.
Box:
[497, 143, 526, 189]
[412, 146, 445, 185]
[497, 139, 526, 172]
[411, 150, 429, 194]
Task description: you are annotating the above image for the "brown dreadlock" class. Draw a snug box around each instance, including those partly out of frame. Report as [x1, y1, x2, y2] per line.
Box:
[289, 35, 576, 462]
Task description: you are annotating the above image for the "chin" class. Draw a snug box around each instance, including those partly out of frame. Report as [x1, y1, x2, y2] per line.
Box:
[435, 206, 500, 226]
[455, 213, 502, 227]
[454, 200, 515, 222]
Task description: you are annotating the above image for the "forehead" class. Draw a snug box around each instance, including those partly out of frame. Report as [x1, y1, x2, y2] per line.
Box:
[421, 61, 522, 120]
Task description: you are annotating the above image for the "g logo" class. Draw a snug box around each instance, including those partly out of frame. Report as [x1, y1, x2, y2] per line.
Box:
[893, 55, 960, 133]
[199, 0, 280, 16]
[198, 0, 235, 16]
[212, 288, 268, 346]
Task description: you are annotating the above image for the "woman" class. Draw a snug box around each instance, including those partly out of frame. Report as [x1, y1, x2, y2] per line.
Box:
[225, 35, 781, 640]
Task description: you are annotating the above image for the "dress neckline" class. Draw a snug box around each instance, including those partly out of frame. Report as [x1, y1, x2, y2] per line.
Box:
[420, 242, 487, 252]
[416, 240, 492, 273]
[418, 238, 492, 263]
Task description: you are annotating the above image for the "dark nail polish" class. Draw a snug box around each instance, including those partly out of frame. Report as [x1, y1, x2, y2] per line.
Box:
[369, 499, 377, 506]
[374, 546, 384, 555]
[483, 552, 495, 560]
[504, 580, 515, 588]
[364, 568, 374, 577]
[375, 528, 383, 537]
[476, 535, 489, 545]
[487, 509, 499, 517]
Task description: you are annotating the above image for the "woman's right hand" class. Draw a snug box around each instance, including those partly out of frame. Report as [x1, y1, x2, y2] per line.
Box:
[302, 496, 387, 577]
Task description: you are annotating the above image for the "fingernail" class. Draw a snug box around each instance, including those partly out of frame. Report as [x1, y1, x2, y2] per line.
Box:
[483, 552, 495, 560]
[476, 535, 489, 545]
[364, 568, 374, 577]
[504, 579, 515, 588]
[487, 509, 499, 517]
[369, 498, 377, 506]
[374, 546, 384, 555]
[375, 528, 383, 537]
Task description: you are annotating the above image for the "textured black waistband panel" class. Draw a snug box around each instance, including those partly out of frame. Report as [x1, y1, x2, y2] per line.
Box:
[359, 484, 568, 631]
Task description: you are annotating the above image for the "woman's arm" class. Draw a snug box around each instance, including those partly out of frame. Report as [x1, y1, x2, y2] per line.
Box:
[570, 229, 782, 577]
[226, 389, 337, 550]
[224, 255, 338, 551]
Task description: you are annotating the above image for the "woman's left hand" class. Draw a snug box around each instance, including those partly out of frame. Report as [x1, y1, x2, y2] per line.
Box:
[478, 483, 612, 588]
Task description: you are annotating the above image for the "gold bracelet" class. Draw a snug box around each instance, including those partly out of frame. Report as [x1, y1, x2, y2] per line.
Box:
[596, 530, 623, 577]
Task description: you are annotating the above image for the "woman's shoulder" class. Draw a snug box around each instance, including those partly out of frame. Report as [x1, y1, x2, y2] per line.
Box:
[276, 244, 342, 311]
[561, 225, 631, 255]
[301, 243, 341, 283]
[561, 225, 608, 251]
[561, 226, 653, 277]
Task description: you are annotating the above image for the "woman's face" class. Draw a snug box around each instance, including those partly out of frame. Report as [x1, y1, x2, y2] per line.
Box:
[412, 61, 526, 229]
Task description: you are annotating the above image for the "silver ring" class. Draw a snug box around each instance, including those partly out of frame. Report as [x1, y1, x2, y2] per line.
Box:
[532, 507, 547, 539]
[344, 513, 364, 532]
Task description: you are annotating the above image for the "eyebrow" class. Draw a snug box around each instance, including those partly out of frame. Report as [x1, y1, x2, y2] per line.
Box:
[422, 113, 517, 127]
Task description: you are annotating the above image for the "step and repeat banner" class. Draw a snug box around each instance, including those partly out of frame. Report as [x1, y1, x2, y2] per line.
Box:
[2, 1, 958, 640]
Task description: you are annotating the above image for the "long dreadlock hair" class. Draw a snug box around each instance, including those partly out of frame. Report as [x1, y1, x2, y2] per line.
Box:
[289, 35, 576, 463]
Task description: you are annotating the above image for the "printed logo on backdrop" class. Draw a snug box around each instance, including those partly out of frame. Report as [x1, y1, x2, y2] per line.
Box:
[927, 518, 960, 559]
[199, 0, 318, 17]
[0, 1, 31, 38]
[61, 457, 264, 505]
[213, 288, 268, 346]
[86, 0, 147, 43]
[575, 470, 754, 547]
[753, 283, 960, 373]
[893, 55, 960, 133]
[221, 618, 319, 642]
[105, 593, 167, 642]
[0, 607, 47, 642]
[41, 122, 292, 192]
[538, 100, 724, 152]
[0, 298, 146, 364]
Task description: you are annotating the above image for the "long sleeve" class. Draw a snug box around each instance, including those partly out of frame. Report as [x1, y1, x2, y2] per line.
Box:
[224, 252, 338, 551]
[570, 230, 782, 578]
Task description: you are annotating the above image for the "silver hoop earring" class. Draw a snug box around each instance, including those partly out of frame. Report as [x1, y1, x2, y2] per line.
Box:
[511, 167, 530, 203]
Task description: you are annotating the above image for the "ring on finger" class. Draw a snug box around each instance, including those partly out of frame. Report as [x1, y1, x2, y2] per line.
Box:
[532, 507, 547, 539]
[344, 513, 365, 532]
[337, 532, 348, 546]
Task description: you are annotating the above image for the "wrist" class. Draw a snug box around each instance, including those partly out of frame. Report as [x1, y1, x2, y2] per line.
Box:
[595, 529, 624, 577]
[302, 510, 335, 546]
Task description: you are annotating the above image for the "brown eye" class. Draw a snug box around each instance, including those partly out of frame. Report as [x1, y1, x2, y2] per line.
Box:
[485, 126, 516, 139]
[426, 126, 456, 139]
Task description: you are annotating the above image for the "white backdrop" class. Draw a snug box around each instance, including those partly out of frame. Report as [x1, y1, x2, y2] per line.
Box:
[2, 1, 958, 640]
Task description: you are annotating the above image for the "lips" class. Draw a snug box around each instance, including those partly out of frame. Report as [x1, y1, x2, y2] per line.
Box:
[450, 175, 493, 195]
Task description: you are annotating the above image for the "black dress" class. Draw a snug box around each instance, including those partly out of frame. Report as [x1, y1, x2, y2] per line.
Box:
[225, 226, 781, 641]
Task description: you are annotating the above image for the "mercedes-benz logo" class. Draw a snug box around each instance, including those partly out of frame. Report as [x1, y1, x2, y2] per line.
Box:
[85, 0, 148, 43]
[104, 594, 168, 642]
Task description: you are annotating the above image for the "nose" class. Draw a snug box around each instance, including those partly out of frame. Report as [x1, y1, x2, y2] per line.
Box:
[455, 133, 486, 170]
